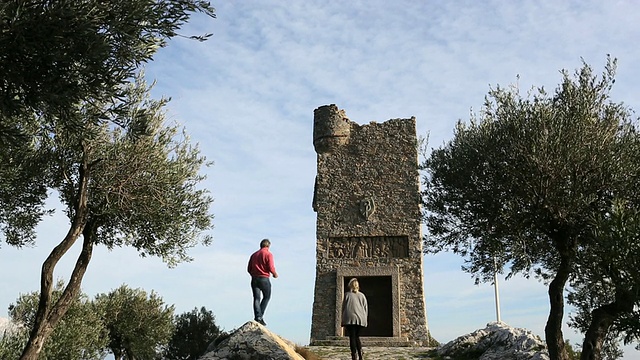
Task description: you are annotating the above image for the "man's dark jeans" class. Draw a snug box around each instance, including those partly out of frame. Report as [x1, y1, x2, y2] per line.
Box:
[251, 276, 271, 321]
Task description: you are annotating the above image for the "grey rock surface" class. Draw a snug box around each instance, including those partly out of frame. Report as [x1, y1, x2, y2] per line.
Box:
[199, 321, 304, 360]
[438, 321, 550, 360]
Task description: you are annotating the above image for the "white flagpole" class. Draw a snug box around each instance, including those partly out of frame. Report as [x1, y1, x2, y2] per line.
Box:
[494, 257, 502, 323]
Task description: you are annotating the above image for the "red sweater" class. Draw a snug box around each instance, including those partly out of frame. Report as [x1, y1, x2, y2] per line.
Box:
[247, 247, 276, 278]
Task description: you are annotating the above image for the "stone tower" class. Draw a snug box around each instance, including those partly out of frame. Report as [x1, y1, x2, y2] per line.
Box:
[310, 104, 429, 346]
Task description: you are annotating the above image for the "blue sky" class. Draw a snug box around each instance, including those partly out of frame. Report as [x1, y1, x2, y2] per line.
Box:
[2, 0, 640, 357]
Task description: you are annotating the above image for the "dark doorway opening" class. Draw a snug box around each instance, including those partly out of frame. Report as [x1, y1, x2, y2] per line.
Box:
[343, 276, 392, 337]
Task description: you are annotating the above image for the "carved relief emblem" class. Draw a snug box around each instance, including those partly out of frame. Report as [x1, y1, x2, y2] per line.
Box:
[359, 197, 376, 220]
[327, 236, 409, 259]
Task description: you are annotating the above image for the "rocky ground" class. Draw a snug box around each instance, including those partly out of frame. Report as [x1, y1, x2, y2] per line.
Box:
[302, 346, 437, 360]
[201, 321, 549, 360]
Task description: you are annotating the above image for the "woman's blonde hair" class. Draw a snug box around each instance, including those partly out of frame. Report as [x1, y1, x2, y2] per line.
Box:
[348, 278, 359, 292]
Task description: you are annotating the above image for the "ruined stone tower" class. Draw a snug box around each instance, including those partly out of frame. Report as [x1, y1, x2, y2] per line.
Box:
[310, 104, 429, 346]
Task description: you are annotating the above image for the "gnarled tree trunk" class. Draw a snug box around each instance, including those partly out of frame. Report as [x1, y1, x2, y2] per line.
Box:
[19, 152, 96, 360]
[545, 235, 575, 360]
[580, 289, 636, 360]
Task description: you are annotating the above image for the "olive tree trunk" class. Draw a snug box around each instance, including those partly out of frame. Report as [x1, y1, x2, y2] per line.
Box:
[580, 289, 636, 360]
[19, 154, 95, 360]
[545, 235, 575, 360]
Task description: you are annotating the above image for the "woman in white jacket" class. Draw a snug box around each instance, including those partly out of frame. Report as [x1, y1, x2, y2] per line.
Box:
[341, 278, 368, 360]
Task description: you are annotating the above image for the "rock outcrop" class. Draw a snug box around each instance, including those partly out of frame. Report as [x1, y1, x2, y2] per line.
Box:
[199, 321, 304, 360]
[438, 322, 550, 360]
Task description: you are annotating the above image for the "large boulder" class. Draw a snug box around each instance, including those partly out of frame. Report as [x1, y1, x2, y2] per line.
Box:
[438, 322, 550, 360]
[199, 321, 304, 360]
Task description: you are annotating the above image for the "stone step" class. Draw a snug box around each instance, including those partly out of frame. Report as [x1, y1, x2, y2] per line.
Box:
[311, 336, 413, 347]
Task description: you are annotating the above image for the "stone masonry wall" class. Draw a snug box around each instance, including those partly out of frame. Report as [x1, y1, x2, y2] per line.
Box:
[310, 104, 429, 345]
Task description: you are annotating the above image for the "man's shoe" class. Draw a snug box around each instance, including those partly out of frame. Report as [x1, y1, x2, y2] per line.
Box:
[256, 319, 267, 326]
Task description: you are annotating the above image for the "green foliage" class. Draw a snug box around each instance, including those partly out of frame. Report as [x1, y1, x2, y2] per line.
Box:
[0, 327, 28, 360]
[95, 285, 174, 360]
[75, 73, 215, 266]
[2, 72, 214, 259]
[4, 287, 226, 360]
[0, 0, 215, 137]
[0, 0, 216, 253]
[2, 71, 215, 262]
[423, 56, 638, 281]
[422, 57, 640, 359]
[568, 200, 640, 359]
[0, 109, 52, 247]
[565, 340, 582, 360]
[6, 282, 107, 360]
[164, 307, 222, 360]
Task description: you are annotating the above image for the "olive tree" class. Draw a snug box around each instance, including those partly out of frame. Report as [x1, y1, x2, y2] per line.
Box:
[13, 73, 213, 360]
[0, 2, 215, 359]
[568, 200, 640, 360]
[422, 57, 640, 360]
[164, 307, 222, 360]
[0, 0, 215, 143]
[95, 285, 174, 360]
[4, 282, 107, 360]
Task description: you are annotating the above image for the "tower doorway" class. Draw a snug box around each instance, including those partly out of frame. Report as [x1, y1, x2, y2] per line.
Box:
[342, 276, 393, 337]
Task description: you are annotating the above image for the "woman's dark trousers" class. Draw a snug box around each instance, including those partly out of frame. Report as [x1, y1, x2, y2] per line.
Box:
[344, 325, 363, 360]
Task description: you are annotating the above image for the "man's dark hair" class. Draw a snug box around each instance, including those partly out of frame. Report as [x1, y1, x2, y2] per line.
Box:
[260, 239, 271, 248]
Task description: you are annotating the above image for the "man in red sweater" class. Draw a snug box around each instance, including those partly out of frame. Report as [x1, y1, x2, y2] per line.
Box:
[247, 238, 278, 326]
